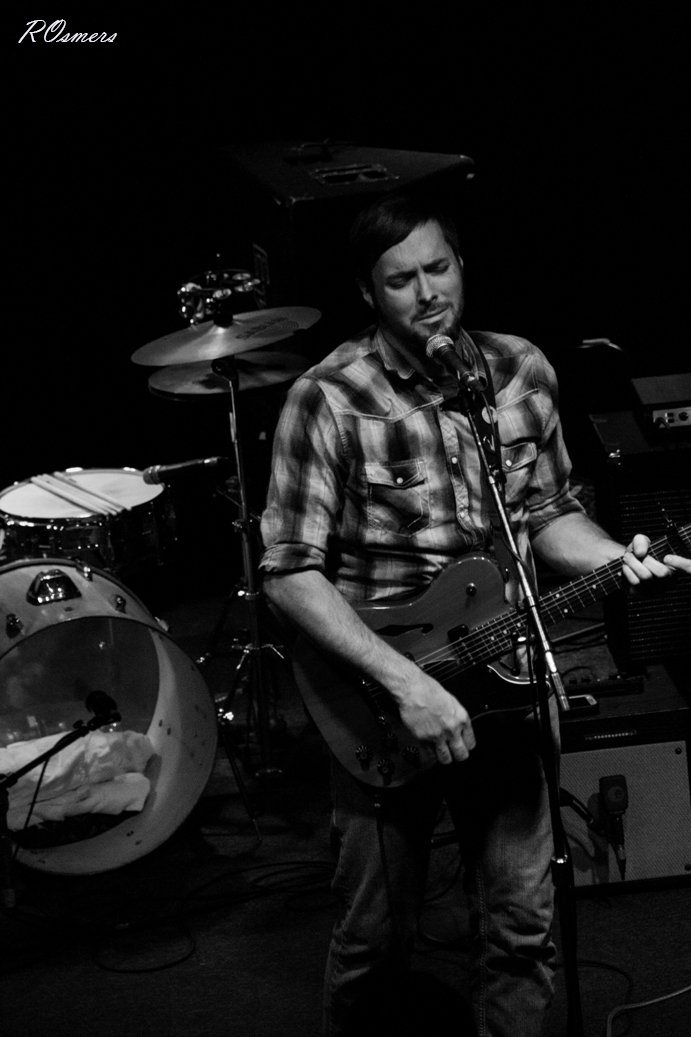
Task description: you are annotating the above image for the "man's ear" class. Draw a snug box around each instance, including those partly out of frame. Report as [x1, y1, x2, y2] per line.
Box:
[357, 279, 374, 310]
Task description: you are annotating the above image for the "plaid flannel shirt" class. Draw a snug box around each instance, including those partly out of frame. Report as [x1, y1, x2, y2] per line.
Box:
[259, 326, 583, 603]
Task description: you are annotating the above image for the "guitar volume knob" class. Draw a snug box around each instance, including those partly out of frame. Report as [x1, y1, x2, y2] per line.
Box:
[355, 744, 373, 764]
[402, 745, 420, 764]
[377, 758, 394, 776]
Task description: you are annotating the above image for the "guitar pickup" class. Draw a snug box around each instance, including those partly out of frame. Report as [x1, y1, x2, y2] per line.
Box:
[447, 623, 469, 663]
[446, 618, 468, 642]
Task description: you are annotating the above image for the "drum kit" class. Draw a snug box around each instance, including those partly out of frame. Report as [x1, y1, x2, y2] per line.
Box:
[0, 267, 320, 879]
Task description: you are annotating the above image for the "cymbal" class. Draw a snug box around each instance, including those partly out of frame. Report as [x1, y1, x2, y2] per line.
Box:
[147, 350, 311, 398]
[131, 307, 321, 366]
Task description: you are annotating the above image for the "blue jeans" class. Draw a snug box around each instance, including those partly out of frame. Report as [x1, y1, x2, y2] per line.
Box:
[323, 699, 559, 1037]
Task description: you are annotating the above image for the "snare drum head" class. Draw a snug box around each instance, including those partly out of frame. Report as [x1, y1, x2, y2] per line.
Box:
[0, 559, 216, 874]
[0, 468, 162, 519]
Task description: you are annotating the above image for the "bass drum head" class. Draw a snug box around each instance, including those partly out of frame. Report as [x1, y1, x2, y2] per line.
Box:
[0, 559, 217, 874]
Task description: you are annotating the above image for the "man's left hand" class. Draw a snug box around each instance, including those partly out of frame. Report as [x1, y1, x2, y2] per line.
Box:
[622, 533, 676, 587]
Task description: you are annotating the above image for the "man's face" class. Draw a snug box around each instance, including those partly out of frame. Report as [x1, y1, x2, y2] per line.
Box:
[360, 220, 464, 351]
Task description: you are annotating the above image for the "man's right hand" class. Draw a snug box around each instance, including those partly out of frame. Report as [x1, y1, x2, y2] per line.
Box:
[263, 569, 477, 766]
[396, 672, 476, 765]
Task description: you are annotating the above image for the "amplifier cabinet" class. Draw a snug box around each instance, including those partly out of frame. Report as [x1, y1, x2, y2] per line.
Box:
[589, 410, 691, 669]
[559, 665, 691, 887]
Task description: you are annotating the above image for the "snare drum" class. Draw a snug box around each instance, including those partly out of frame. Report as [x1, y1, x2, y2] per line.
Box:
[0, 558, 217, 874]
[0, 468, 174, 574]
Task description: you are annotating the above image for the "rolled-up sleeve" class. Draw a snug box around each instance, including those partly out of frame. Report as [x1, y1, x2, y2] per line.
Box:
[260, 376, 346, 576]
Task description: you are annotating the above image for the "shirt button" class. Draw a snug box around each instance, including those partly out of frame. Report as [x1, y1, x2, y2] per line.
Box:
[396, 477, 404, 484]
[451, 456, 458, 465]
[505, 459, 513, 468]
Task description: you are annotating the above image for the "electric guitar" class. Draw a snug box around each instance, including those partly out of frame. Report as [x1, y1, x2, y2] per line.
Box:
[292, 521, 690, 787]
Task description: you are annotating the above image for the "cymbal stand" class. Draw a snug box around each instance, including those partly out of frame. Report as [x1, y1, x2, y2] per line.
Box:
[208, 355, 285, 781]
[195, 476, 255, 668]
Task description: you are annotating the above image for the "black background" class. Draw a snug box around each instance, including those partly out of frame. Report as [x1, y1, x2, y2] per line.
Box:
[7, 10, 687, 504]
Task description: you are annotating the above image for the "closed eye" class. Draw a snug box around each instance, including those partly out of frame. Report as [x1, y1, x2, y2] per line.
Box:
[386, 274, 414, 289]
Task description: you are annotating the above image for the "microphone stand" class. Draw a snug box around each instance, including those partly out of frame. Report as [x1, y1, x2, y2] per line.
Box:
[0, 700, 121, 909]
[456, 379, 584, 1037]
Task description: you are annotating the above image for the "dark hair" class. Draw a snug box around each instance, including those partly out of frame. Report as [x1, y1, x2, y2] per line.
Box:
[348, 192, 460, 286]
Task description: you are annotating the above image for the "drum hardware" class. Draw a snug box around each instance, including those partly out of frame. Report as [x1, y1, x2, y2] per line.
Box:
[187, 353, 287, 782]
[177, 266, 263, 326]
[131, 282, 320, 783]
[26, 567, 82, 605]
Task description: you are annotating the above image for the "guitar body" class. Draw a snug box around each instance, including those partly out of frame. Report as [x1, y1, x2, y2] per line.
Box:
[293, 555, 534, 788]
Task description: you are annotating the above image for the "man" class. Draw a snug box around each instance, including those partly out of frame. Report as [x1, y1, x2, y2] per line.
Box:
[259, 194, 680, 1036]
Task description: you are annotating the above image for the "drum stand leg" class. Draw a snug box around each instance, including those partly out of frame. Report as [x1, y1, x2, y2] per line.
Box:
[219, 618, 286, 780]
[196, 578, 250, 667]
[216, 703, 263, 842]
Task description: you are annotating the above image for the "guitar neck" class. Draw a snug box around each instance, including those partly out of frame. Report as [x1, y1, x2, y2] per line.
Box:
[540, 522, 691, 625]
[450, 522, 690, 674]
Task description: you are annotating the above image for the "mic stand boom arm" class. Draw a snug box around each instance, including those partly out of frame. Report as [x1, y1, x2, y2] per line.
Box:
[457, 382, 583, 1037]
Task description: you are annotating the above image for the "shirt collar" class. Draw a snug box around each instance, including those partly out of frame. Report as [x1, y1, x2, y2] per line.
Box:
[374, 326, 487, 391]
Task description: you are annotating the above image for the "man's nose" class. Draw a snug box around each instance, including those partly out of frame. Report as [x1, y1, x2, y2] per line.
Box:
[416, 272, 436, 303]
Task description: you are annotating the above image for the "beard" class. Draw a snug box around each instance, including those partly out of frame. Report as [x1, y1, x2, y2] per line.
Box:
[379, 300, 464, 353]
[415, 303, 463, 347]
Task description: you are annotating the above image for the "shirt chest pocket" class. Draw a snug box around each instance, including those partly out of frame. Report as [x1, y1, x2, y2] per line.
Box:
[500, 440, 538, 503]
[364, 459, 430, 538]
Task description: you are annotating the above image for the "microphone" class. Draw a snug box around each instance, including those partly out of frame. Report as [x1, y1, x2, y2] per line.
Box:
[142, 456, 231, 485]
[425, 335, 484, 391]
[599, 774, 629, 880]
[85, 690, 120, 722]
[559, 787, 606, 839]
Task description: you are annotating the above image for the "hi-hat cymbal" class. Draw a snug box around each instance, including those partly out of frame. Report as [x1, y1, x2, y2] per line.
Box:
[147, 350, 311, 399]
[131, 307, 321, 366]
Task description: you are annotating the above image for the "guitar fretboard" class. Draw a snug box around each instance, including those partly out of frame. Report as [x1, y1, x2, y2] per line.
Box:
[453, 523, 690, 673]
[365, 522, 689, 698]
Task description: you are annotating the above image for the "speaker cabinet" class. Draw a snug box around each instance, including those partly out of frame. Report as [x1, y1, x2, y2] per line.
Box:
[560, 665, 691, 887]
[213, 142, 475, 345]
[589, 410, 691, 670]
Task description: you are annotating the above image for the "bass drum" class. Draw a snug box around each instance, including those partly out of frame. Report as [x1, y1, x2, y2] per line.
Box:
[0, 559, 217, 874]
